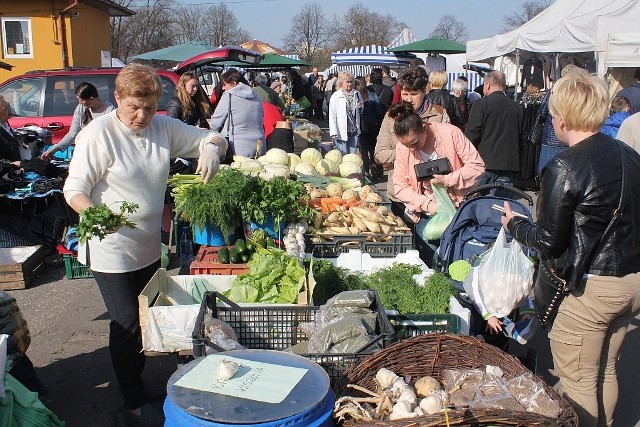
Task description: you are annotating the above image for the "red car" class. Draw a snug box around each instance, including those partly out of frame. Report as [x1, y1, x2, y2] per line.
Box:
[0, 47, 262, 143]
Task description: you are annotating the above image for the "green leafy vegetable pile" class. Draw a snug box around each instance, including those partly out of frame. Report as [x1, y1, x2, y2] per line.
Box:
[308, 261, 456, 314]
[241, 176, 315, 227]
[173, 168, 250, 242]
[224, 248, 306, 303]
[77, 201, 138, 244]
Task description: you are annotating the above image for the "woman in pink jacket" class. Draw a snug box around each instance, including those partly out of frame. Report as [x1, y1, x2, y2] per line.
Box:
[391, 102, 485, 265]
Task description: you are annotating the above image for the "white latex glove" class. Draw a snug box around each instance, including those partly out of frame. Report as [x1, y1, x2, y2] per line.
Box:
[196, 143, 221, 183]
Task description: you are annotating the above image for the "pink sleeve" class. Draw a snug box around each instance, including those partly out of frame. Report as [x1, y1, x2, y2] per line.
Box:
[442, 127, 485, 191]
[393, 143, 432, 214]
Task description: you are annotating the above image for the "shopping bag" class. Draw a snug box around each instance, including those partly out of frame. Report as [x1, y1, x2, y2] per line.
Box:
[422, 184, 456, 241]
[296, 96, 311, 109]
[476, 228, 534, 317]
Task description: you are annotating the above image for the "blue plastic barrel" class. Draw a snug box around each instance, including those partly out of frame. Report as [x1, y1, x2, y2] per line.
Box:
[163, 350, 335, 427]
[163, 389, 335, 427]
[193, 225, 236, 246]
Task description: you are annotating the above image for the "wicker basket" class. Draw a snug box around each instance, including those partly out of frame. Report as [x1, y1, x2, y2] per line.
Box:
[335, 334, 578, 427]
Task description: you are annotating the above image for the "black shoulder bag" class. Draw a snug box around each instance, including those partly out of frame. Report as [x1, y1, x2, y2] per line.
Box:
[221, 94, 234, 164]
[535, 144, 625, 329]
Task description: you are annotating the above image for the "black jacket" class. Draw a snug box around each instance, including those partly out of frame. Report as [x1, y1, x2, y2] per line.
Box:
[166, 96, 210, 129]
[426, 89, 458, 127]
[0, 126, 21, 162]
[370, 83, 393, 113]
[508, 133, 640, 290]
[465, 91, 522, 172]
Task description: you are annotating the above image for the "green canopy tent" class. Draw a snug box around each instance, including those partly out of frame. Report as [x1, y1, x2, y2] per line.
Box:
[388, 37, 466, 54]
[131, 41, 216, 62]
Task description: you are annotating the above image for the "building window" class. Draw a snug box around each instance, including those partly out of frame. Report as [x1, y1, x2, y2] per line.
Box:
[2, 18, 33, 59]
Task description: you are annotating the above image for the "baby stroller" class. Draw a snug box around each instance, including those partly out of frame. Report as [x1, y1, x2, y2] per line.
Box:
[437, 183, 538, 372]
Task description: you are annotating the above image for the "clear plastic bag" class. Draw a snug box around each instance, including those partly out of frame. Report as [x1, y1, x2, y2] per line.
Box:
[477, 228, 534, 317]
[505, 373, 561, 418]
[423, 184, 456, 241]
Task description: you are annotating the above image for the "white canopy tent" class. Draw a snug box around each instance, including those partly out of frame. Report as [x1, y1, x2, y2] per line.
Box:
[330, 45, 415, 67]
[389, 28, 417, 49]
[605, 32, 640, 68]
[466, 0, 640, 74]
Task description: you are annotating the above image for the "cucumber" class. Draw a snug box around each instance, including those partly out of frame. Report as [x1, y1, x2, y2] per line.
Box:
[235, 239, 247, 255]
[229, 248, 240, 263]
[245, 239, 255, 253]
[218, 247, 230, 264]
[240, 253, 250, 263]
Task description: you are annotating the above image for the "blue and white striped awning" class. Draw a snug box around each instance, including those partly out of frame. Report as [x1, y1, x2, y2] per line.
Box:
[447, 72, 484, 92]
[331, 45, 415, 66]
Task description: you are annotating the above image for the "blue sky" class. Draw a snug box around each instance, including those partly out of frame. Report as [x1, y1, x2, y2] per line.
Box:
[176, 0, 535, 48]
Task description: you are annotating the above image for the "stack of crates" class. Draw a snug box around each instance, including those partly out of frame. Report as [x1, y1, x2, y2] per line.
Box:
[57, 244, 92, 279]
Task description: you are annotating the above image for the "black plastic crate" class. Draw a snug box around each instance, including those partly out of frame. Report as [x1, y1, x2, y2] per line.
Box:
[388, 313, 461, 340]
[305, 233, 413, 258]
[192, 291, 395, 392]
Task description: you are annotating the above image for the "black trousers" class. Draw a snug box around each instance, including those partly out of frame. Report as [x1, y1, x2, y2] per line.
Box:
[93, 259, 160, 409]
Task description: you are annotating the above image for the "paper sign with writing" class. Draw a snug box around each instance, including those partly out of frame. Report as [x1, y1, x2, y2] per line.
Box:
[173, 354, 308, 403]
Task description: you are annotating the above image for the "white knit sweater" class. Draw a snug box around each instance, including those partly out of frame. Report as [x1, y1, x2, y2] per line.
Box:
[64, 111, 224, 273]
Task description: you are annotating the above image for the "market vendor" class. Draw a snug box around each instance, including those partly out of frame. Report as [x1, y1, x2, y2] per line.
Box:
[391, 102, 484, 266]
[63, 63, 227, 426]
[0, 95, 21, 163]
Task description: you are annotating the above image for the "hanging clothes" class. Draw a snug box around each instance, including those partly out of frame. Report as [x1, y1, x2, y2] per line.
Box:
[518, 92, 544, 186]
[494, 55, 518, 87]
[521, 57, 544, 90]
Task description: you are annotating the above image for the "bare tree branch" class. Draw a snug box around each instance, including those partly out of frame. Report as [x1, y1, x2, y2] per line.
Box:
[430, 14, 469, 42]
[282, 3, 329, 66]
[330, 3, 406, 50]
[503, 0, 551, 31]
[203, 3, 251, 47]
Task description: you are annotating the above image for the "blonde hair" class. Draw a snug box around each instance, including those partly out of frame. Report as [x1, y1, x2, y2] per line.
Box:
[175, 72, 210, 120]
[428, 70, 448, 89]
[337, 71, 354, 89]
[549, 72, 609, 132]
[115, 63, 163, 99]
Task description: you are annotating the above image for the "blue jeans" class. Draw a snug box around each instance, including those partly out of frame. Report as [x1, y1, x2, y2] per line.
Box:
[476, 170, 516, 198]
[537, 145, 567, 174]
[334, 132, 359, 155]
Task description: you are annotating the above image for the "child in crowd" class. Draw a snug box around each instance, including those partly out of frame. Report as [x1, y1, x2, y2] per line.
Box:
[601, 96, 631, 138]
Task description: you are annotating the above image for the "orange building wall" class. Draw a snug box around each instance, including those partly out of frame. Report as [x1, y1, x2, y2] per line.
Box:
[0, 1, 113, 82]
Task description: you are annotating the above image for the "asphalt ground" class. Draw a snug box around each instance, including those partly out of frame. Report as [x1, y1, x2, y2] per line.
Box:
[8, 119, 640, 426]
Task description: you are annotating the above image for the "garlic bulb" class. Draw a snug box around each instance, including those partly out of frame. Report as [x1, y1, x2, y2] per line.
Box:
[217, 359, 239, 381]
[419, 396, 442, 414]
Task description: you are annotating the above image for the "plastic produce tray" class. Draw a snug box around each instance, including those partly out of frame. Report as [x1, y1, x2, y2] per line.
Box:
[63, 253, 93, 279]
[388, 313, 461, 340]
[189, 245, 249, 276]
[192, 290, 395, 392]
[305, 233, 413, 258]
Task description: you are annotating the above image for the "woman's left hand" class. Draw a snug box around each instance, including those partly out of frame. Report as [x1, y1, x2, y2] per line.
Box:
[430, 174, 446, 186]
[500, 201, 514, 229]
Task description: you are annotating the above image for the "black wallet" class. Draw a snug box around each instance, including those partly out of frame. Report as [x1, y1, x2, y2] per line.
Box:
[414, 158, 452, 181]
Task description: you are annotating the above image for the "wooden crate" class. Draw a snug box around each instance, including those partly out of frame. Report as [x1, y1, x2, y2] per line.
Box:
[0, 246, 46, 290]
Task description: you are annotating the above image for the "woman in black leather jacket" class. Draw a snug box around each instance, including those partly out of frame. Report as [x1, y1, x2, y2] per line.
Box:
[425, 70, 459, 128]
[166, 72, 211, 129]
[501, 71, 640, 427]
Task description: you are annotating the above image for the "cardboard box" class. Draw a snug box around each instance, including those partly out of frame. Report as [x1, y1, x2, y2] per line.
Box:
[139, 268, 235, 354]
[0, 246, 46, 290]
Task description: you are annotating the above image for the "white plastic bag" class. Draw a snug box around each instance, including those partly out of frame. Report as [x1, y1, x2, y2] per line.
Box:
[476, 228, 534, 317]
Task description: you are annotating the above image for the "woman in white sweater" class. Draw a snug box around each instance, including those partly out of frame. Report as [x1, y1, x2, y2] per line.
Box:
[63, 64, 226, 425]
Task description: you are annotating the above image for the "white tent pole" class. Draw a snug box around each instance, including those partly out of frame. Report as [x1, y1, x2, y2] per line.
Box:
[514, 49, 520, 101]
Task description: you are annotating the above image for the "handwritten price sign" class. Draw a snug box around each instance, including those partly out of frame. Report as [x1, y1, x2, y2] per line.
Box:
[175, 355, 308, 403]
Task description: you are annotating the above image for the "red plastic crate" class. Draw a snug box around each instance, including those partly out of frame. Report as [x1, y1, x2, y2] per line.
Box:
[189, 245, 249, 276]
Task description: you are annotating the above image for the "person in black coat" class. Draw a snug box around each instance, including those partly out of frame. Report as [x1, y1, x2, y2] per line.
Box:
[369, 68, 394, 113]
[0, 95, 21, 162]
[425, 70, 459, 128]
[465, 71, 523, 190]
